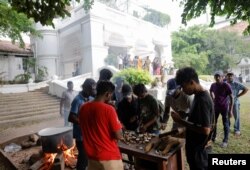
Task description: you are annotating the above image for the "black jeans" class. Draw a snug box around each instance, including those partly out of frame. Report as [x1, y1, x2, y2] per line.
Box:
[186, 145, 208, 170]
[212, 108, 229, 143]
[76, 140, 88, 170]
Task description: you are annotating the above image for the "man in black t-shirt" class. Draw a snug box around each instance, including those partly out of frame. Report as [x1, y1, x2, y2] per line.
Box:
[117, 84, 139, 131]
[171, 67, 214, 170]
[133, 83, 161, 134]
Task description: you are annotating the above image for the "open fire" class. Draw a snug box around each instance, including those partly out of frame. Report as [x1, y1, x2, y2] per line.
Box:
[30, 142, 77, 170]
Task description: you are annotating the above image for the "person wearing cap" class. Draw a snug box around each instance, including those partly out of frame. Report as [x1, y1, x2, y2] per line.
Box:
[210, 71, 233, 148]
[68, 78, 97, 170]
[164, 78, 194, 130]
[117, 84, 139, 131]
[226, 71, 248, 137]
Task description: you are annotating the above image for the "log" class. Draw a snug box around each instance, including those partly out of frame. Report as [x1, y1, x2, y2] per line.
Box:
[28, 159, 44, 170]
[52, 153, 65, 170]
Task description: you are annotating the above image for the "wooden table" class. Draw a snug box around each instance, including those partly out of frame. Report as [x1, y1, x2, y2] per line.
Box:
[118, 141, 184, 170]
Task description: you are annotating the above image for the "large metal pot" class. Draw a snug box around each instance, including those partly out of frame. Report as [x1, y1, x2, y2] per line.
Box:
[38, 127, 73, 153]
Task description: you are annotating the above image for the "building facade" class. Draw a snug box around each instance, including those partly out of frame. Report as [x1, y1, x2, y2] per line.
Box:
[0, 41, 33, 81]
[31, 1, 172, 79]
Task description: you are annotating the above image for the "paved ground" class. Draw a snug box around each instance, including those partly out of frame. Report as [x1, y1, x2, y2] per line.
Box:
[0, 117, 64, 145]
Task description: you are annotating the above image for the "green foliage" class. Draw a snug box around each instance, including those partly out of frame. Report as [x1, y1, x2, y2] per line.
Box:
[0, 0, 39, 47]
[13, 58, 48, 83]
[172, 26, 210, 74]
[0, 72, 5, 85]
[143, 8, 170, 27]
[35, 66, 48, 82]
[181, 0, 250, 34]
[199, 75, 214, 82]
[14, 73, 31, 84]
[113, 68, 152, 86]
[5, 0, 250, 35]
[172, 25, 250, 74]
[104, 53, 117, 67]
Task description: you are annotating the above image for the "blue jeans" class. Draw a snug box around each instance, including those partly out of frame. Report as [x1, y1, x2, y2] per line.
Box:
[229, 101, 240, 133]
[76, 140, 88, 170]
[212, 108, 229, 143]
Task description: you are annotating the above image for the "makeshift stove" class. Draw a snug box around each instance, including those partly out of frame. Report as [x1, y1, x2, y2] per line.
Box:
[0, 127, 77, 170]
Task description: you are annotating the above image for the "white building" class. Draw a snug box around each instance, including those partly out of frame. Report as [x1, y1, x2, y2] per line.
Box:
[31, 1, 172, 79]
[232, 57, 250, 82]
[0, 40, 33, 81]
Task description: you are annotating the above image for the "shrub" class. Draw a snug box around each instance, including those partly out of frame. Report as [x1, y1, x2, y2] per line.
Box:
[113, 68, 152, 86]
[35, 66, 48, 82]
[14, 73, 31, 84]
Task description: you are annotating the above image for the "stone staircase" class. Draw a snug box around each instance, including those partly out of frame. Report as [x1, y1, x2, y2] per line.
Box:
[0, 87, 61, 133]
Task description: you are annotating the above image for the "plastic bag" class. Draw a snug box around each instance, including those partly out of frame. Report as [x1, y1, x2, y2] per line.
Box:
[4, 143, 22, 153]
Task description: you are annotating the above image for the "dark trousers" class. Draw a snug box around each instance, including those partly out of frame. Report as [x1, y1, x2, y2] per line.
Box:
[76, 140, 88, 170]
[212, 108, 229, 143]
[186, 145, 208, 170]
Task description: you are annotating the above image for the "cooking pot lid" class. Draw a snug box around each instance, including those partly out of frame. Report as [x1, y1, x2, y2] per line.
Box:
[38, 127, 72, 136]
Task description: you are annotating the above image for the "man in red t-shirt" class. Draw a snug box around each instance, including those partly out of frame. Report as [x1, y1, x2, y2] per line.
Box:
[79, 80, 123, 170]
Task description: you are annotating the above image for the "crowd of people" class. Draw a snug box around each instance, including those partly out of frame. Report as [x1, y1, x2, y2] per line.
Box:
[116, 54, 174, 77]
[59, 67, 248, 170]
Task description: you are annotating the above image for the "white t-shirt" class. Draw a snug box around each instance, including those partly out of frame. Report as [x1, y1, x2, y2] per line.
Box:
[61, 90, 77, 110]
[165, 91, 194, 113]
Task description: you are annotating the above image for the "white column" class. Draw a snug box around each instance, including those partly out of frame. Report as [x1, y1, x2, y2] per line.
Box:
[81, 16, 108, 79]
[34, 23, 59, 79]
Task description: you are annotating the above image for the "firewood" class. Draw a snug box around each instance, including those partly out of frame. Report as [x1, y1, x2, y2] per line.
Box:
[65, 156, 77, 168]
[28, 159, 44, 170]
[29, 153, 43, 165]
[29, 134, 39, 143]
[144, 142, 154, 153]
[161, 140, 179, 156]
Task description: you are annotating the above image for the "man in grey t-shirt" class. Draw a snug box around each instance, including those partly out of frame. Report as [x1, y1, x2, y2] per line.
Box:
[60, 81, 77, 126]
[163, 78, 193, 130]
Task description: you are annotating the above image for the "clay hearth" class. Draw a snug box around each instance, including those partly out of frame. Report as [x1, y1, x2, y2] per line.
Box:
[0, 134, 77, 170]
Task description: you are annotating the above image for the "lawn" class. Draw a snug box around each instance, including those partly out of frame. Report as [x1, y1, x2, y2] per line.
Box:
[212, 83, 250, 153]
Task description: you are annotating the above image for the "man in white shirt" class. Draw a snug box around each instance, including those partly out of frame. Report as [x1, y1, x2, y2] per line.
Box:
[163, 78, 194, 130]
[60, 81, 77, 126]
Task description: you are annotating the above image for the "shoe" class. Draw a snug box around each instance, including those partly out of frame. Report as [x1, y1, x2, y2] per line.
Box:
[235, 131, 241, 135]
[220, 142, 228, 148]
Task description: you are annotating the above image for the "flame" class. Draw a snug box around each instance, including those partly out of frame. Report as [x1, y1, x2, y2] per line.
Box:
[57, 140, 77, 168]
[63, 143, 77, 167]
[44, 153, 57, 163]
[41, 141, 76, 169]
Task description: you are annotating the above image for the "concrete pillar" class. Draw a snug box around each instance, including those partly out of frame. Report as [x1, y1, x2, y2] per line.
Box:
[81, 16, 108, 79]
[34, 23, 59, 79]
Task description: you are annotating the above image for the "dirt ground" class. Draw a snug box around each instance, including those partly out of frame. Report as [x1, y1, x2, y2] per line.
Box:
[0, 117, 64, 145]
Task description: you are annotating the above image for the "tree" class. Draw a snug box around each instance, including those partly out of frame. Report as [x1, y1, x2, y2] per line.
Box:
[181, 0, 250, 34]
[172, 26, 210, 74]
[4, 0, 250, 34]
[172, 25, 250, 74]
[0, 0, 39, 47]
[143, 8, 171, 27]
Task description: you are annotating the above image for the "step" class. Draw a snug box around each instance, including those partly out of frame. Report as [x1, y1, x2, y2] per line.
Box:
[0, 108, 59, 120]
[0, 111, 60, 126]
[0, 95, 60, 102]
[0, 99, 60, 106]
[0, 101, 60, 112]
[0, 114, 61, 133]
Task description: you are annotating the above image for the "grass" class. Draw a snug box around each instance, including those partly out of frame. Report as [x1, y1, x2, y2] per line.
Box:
[212, 83, 250, 153]
[162, 83, 250, 170]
